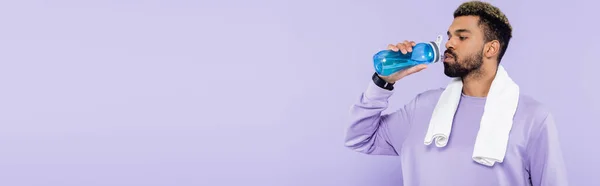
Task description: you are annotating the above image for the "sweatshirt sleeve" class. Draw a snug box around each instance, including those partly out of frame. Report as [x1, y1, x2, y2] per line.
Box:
[344, 81, 417, 156]
[526, 113, 569, 186]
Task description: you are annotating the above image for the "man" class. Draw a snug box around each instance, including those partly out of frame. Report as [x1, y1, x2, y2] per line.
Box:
[344, 1, 568, 186]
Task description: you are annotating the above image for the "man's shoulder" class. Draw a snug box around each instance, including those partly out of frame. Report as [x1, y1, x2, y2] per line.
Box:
[417, 87, 446, 97]
[516, 94, 552, 120]
[408, 87, 446, 106]
[515, 94, 557, 140]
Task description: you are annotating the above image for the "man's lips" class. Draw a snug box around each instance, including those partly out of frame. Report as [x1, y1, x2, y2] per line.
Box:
[443, 53, 454, 62]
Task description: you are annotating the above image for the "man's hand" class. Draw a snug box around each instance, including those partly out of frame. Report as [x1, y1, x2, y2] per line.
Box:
[378, 40, 428, 83]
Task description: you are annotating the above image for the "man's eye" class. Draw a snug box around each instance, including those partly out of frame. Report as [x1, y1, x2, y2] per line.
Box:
[459, 36, 467, 40]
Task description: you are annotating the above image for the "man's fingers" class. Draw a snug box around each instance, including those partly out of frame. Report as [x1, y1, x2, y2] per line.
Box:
[415, 64, 427, 70]
[388, 44, 398, 52]
[397, 43, 408, 54]
[404, 41, 414, 53]
[405, 64, 428, 75]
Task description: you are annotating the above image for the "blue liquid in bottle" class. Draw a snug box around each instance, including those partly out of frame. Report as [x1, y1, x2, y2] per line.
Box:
[373, 35, 444, 76]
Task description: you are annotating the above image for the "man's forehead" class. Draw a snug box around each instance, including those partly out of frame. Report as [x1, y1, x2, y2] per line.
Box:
[448, 16, 480, 33]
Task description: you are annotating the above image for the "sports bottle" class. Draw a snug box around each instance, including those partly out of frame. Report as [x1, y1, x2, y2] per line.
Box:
[373, 35, 444, 76]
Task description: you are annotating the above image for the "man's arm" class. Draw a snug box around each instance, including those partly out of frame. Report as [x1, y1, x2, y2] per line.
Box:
[527, 113, 569, 186]
[344, 79, 417, 156]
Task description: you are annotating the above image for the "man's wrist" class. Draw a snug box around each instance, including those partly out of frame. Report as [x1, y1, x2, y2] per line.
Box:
[372, 72, 394, 91]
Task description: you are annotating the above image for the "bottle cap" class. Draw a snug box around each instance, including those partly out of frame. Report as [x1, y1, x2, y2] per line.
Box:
[429, 35, 443, 63]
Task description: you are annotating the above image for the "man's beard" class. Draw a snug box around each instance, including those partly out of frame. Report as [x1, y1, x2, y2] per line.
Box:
[443, 49, 484, 78]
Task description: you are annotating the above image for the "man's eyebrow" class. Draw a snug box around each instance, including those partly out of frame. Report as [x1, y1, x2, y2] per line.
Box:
[447, 29, 471, 36]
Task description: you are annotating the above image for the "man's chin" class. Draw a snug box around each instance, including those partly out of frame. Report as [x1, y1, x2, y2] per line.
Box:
[443, 63, 464, 78]
[444, 71, 461, 78]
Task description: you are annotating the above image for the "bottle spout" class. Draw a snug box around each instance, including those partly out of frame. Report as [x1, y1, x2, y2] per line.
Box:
[431, 35, 444, 63]
[435, 35, 443, 48]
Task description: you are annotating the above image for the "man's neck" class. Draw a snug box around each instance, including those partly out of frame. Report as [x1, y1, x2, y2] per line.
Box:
[461, 64, 498, 97]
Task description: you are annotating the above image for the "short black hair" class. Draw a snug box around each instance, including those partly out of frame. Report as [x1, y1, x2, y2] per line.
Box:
[454, 1, 512, 63]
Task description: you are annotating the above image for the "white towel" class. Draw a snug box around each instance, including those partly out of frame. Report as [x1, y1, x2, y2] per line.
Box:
[423, 65, 520, 166]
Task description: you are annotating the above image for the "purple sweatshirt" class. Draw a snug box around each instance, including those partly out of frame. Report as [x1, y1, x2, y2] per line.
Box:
[345, 81, 568, 186]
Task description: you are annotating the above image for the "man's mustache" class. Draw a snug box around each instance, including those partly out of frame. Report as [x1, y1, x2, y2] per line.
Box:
[444, 49, 456, 58]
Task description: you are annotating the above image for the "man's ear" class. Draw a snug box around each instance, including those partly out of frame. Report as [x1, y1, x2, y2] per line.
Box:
[484, 40, 500, 58]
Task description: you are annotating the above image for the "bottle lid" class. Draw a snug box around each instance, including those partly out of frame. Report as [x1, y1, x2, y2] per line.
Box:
[432, 35, 443, 63]
[429, 35, 443, 63]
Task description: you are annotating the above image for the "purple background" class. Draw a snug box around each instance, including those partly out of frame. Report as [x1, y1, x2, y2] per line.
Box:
[0, 0, 597, 185]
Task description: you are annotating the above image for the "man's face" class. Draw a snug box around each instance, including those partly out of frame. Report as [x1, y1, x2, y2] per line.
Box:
[443, 16, 486, 78]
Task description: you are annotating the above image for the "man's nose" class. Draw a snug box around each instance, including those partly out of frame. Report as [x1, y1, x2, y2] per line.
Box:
[445, 39, 455, 49]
